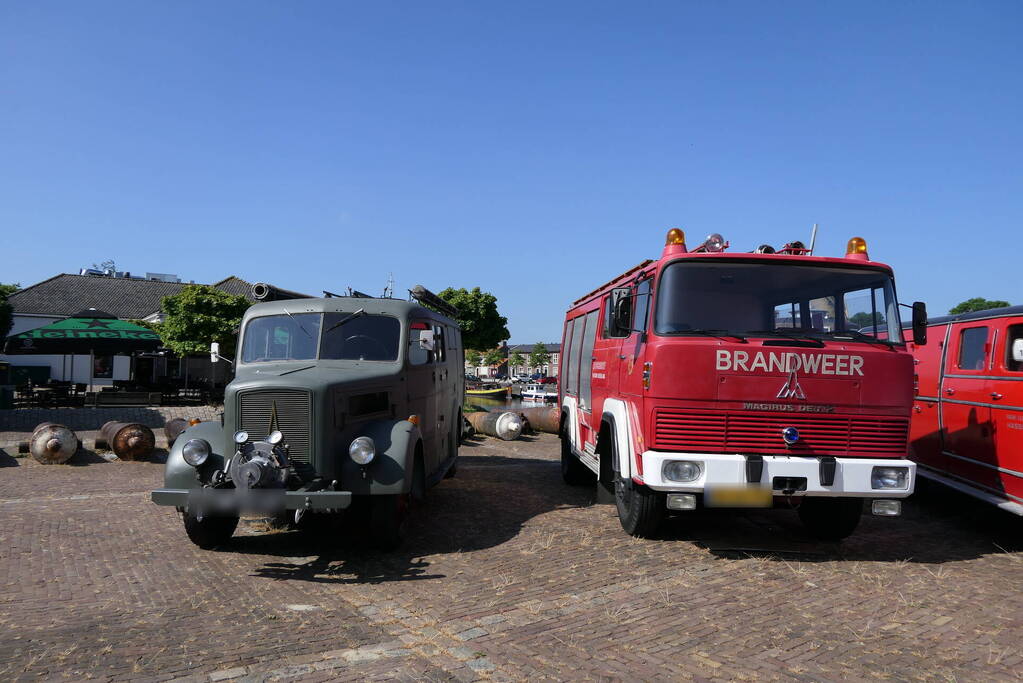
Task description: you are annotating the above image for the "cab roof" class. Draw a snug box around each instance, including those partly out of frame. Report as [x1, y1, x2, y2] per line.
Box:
[243, 297, 458, 326]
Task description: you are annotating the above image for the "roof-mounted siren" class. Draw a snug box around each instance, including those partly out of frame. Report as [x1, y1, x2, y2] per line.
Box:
[662, 228, 687, 257]
[753, 244, 776, 254]
[845, 236, 869, 261]
[691, 233, 729, 253]
[410, 285, 459, 318]
[778, 240, 810, 255]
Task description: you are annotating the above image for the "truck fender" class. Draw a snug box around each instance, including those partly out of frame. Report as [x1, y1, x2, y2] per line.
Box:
[164, 421, 228, 490]
[339, 419, 423, 496]
[600, 399, 633, 480]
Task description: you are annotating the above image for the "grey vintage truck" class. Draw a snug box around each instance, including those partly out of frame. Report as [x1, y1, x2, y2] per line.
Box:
[151, 285, 464, 550]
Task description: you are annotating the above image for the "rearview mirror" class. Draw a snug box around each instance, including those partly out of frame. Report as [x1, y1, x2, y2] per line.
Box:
[911, 302, 927, 346]
[418, 329, 435, 351]
[613, 296, 632, 333]
[1013, 338, 1023, 363]
[210, 342, 220, 363]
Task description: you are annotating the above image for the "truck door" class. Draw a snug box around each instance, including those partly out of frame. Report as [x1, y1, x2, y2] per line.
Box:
[575, 309, 600, 450]
[617, 278, 652, 402]
[941, 323, 997, 490]
[988, 319, 1023, 503]
[907, 324, 947, 474]
[407, 321, 440, 474]
[592, 291, 627, 402]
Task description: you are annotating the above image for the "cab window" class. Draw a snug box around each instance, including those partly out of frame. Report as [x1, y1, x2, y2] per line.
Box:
[957, 326, 988, 371]
[320, 314, 400, 361]
[408, 321, 440, 365]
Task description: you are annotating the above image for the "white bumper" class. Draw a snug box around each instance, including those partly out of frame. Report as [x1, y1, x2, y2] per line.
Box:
[640, 451, 915, 498]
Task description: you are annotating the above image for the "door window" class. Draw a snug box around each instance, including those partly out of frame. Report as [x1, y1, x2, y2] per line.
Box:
[634, 279, 652, 333]
[1006, 324, 1023, 372]
[566, 317, 584, 396]
[957, 327, 988, 371]
[578, 310, 599, 410]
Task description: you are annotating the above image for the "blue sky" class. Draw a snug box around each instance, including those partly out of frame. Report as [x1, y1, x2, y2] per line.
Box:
[2, 1, 1020, 344]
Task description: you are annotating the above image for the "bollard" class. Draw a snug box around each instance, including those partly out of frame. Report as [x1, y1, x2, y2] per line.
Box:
[465, 411, 523, 441]
[517, 406, 561, 434]
[98, 421, 155, 461]
[20, 423, 79, 464]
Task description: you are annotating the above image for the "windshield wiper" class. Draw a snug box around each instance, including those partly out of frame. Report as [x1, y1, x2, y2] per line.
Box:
[746, 329, 825, 347]
[324, 308, 365, 334]
[823, 329, 896, 346]
[673, 329, 748, 343]
[283, 308, 313, 338]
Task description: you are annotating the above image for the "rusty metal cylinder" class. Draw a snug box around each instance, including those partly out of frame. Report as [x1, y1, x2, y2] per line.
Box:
[99, 421, 155, 461]
[466, 411, 523, 441]
[517, 406, 561, 434]
[27, 422, 79, 464]
[164, 418, 189, 445]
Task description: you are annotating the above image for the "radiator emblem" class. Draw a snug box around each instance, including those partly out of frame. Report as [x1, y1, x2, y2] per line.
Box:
[776, 370, 806, 400]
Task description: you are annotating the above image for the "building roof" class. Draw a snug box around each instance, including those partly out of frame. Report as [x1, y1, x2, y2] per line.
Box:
[8, 274, 283, 319]
[508, 343, 561, 354]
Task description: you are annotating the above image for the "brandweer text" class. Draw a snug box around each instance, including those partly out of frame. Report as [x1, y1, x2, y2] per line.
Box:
[716, 350, 864, 376]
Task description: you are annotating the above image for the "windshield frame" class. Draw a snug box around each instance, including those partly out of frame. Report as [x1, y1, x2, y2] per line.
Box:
[652, 257, 905, 346]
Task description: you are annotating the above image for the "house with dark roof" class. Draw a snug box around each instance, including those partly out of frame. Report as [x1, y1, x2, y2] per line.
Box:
[1, 273, 298, 387]
[506, 343, 561, 378]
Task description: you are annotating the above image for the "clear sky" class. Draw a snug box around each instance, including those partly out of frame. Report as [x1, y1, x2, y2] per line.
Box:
[2, 1, 1020, 344]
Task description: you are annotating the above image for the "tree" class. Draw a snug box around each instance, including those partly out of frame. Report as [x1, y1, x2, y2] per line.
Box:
[0, 283, 20, 346]
[509, 351, 525, 373]
[483, 348, 504, 368]
[159, 285, 251, 357]
[465, 350, 483, 368]
[949, 298, 1011, 315]
[436, 287, 509, 350]
[848, 312, 883, 329]
[529, 343, 551, 373]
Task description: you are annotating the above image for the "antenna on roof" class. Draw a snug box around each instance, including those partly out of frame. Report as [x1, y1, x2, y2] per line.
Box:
[808, 223, 819, 255]
[383, 272, 394, 299]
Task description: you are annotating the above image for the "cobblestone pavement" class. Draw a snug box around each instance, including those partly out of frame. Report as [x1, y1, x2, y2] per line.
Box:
[0, 433, 1021, 681]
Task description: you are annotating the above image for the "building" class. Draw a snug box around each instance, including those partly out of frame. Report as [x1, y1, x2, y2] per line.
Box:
[504, 343, 561, 378]
[1, 272, 296, 388]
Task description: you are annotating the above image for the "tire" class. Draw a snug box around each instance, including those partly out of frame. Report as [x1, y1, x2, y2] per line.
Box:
[797, 497, 863, 541]
[614, 477, 664, 538]
[561, 424, 595, 486]
[370, 493, 409, 551]
[182, 512, 238, 550]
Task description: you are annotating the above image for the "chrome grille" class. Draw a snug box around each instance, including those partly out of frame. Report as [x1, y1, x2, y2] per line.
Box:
[238, 390, 312, 463]
[654, 409, 909, 457]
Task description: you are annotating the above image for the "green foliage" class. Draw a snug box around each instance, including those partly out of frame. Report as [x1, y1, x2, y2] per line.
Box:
[465, 350, 483, 368]
[0, 283, 20, 346]
[159, 285, 251, 357]
[437, 287, 509, 351]
[848, 312, 883, 329]
[529, 342, 551, 371]
[509, 351, 525, 370]
[482, 348, 504, 367]
[949, 297, 1011, 315]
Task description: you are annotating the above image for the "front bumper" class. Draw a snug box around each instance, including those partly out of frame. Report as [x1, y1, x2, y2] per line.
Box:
[641, 451, 915, 497]
[151, 488, 353, 513]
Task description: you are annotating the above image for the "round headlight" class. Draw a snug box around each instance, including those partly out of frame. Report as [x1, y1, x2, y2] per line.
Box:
[267, 430, 283, 445]
[662, 460, 703, 483]
[349, 436, 376, 465]
[233, 430, 249, 444]
[182, 439, 211, 467]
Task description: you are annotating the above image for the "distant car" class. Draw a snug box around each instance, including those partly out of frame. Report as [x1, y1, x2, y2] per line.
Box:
[465, 374, 481, 383]
[530, 373, 542, 381]
[512, 375, 531, 383]
[538, 376, 557, 384]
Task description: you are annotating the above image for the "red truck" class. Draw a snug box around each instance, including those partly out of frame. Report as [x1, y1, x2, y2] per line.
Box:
[558, 229, 927, 540]
[905, 306, 1023, 515]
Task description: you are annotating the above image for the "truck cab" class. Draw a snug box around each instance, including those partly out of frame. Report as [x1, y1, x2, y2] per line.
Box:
[152, 286, 463, 550]
[559, 230, 926, 540]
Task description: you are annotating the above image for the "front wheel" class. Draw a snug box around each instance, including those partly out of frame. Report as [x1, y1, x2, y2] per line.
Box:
[797, 497, 863, 540]
[614, 477, 664, 538]
[182, 512, 238, 549]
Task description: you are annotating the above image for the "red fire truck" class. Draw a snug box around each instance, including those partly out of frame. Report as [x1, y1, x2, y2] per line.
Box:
[558, 229, 927, 540]
[904, 307, 1023, 514]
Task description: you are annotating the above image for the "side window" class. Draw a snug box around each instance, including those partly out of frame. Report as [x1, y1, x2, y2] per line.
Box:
[957, 326, 988, 371]
[408, 322, 435, 366]
[566, 317, 583, 396]
[578, 310, 599, 410]
[1006, 324, 1023, 372]
[432, 325, 446, 363]
[604, 288, 630, 338]
[634, 279, 651, 333]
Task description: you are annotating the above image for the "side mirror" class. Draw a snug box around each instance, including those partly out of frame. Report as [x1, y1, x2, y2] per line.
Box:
[210, 342, 220, 363]
[419, 329, 435, 351]
[1012, 338, 1023, 363]
[911, 302, 928, 346]
[613, 296, 632, 334]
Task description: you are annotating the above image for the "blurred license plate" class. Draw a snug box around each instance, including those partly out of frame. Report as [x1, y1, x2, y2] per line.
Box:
[704, 485, 773, 508]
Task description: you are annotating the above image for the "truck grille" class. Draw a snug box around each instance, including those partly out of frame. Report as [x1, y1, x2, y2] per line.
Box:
[238, 390, 312, 463]
[653, 409, 908, 457]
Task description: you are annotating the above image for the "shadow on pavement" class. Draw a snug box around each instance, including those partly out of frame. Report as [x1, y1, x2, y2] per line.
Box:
[67, 448, 110, 466]
[219, 454, 593, 585]
[0, 449, 19, 467]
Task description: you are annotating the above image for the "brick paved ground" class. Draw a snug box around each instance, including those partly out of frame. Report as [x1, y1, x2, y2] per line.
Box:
[0, 431, 1021, 681]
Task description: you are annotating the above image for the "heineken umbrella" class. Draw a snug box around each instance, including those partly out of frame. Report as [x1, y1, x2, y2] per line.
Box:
[3, 309, 161, 390]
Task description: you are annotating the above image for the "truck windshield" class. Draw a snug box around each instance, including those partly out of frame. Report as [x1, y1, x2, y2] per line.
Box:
[654, 261, 904, 344]
[241, 313, 401, 363]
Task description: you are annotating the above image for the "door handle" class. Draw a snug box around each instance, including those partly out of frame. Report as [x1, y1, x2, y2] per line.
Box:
[913, 405, 922, 413]
[945, 387, 955, 396]
[991, 392, 1004, 400]
[618, 355, 626, 360]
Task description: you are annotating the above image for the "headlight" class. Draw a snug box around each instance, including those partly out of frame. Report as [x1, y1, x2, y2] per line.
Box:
[871, 466, 908, 490]
[349, 436, 376, 465]
[662, 460, 703, 483]
[182, 439, 211, 467]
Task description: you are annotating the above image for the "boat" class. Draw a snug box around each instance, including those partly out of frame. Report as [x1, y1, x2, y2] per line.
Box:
[465, 385, 511, 398]
[521, 383, 557, 402]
